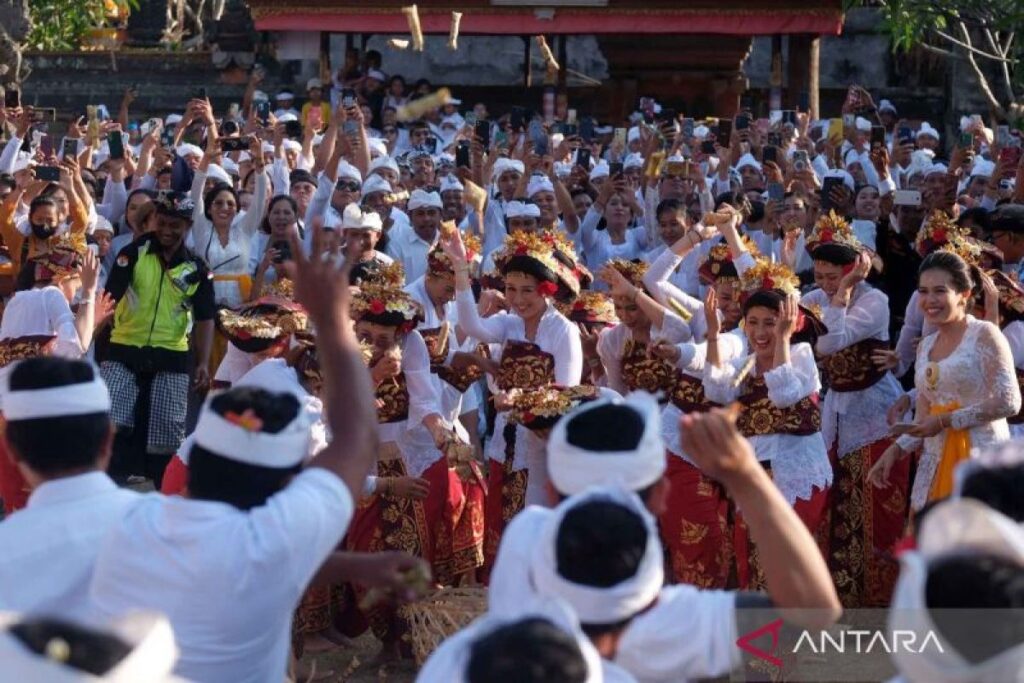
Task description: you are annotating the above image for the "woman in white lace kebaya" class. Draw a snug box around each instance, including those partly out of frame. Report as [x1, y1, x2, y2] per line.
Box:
[704, 256, 832, 589]
[800, 212, 910, 607]
[869, 251, 1021, 512]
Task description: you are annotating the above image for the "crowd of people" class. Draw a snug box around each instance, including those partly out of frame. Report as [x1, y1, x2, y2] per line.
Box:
[0, 51, 1022, 682]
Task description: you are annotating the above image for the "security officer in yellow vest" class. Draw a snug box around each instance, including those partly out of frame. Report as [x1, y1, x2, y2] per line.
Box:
[100, 191, 215, 487]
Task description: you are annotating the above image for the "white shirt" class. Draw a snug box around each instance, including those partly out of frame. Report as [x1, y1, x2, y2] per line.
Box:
[0, 286, 82, 359]
[0, 472, 140, 621]
[88, 469, 354, 683]
[489, 505, 740, 683]
[385, 222, 437, 284]
[577, 206, 649, 277]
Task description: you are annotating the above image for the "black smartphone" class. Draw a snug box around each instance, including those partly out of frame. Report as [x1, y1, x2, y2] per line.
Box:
[31, 108, 57, 123]
[475, 119, 490, 147]
[735, 114, 750, 131]
[510, 107, 526, 133]
[798, 91, 809, 112]
[767, 132, 782, 148]
[579, 117, 594, 143]
[193, 87, 208, 101]
[39, 135, 53, 158]
[272, 240, 291, 264]
[782, 109, 797, 125]
[62, 138, 79, 160]
[341, 88, 358, 109]
[284, 120, 302, 139]
[821, 176, 843, 213]
[255, 100, 271, 125]
[871, 125, 887, 148]
[4, 87, 19, 109]
[220, 137, 249, 153]
[762, 146, 777, 165]
[767, 181, 785, 202]
[108, 132, 125, 160]
[739, 95, 753, 112]
[897, 126, 914, 145]
[35, 166, 61, 182]
[560, 123, 578, 137]
[456, 140, 471, 168]
[718, 118, 732, 141]
[681, 118, 695, 138]
[576, 148, 591, 169]
[658, 108, 677, 123]
[609, 161, 624, 177]
[959, 131, 974, 148]
[700, 140, 716, 155]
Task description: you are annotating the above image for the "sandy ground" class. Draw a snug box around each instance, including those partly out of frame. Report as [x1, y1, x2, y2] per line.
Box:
[296, 634, 417, 683]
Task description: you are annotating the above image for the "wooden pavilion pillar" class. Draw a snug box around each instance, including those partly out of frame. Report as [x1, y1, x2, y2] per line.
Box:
[787, 34, 820, 118]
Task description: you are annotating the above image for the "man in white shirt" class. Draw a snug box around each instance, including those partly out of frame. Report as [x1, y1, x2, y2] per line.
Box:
[387, 188, 442, 283]
[87, 231, 383, 683]
[488, 394, 842, 683]
[0, 357, 139, 621]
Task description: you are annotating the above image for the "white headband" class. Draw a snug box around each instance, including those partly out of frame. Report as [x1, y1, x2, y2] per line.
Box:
[3, 375, 111, 421]
[408, 189, 443, 211]
[530, 486, 664, 624]
[192, 400, 311, 468]
[417, 596, 604, 683]
[0, 611, 178, 683]
[888, 499, 1024, 682]
[492, 158, 525, 180]
[527, 174, 555, 198]
[547, 391, 666, 496]
[505, 200, 540, 219]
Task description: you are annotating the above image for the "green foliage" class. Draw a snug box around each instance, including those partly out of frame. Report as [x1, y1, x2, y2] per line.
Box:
[26, 0, 138, 51]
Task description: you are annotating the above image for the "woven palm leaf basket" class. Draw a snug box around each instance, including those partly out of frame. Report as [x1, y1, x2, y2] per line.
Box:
[399, 586, 488, 665]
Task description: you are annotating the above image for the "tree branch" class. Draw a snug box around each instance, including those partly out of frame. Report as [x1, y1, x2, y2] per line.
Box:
[934, 27, 1016, 62]
[983, 28, 1016, 102]
[957, 21, 1008, 118]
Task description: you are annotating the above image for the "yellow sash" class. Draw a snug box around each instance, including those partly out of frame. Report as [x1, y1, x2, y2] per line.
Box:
[212, 273, 252, 301]
[927, 401, 970, 502]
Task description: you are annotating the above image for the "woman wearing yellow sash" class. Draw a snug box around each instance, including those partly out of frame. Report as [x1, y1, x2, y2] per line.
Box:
[869, 251, 1021, 512]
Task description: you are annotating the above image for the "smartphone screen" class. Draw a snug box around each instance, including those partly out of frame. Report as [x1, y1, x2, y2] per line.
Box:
[700, 140, 716, 155]
[39, 135, 53, 158]
[35, 166, 61, 182]
[871, 126, 886, 148]
[62, 138, 79, 160]
[735, 114, 750, 131]
[959, 132, 974, 148]
[475, 120, 490, 147]
[4, 87, 19, 109]
[341, 89, 357, 109]
[762, 146, 777, 165]
[456, 140, 471, 168]
[579, 117, 594, 143]
[576, 148, 591, 169]
[108, 132, 125, 160]
[255, 100, 270, 124]
[768, 182, 785, 202]
[609, 161, 624, 177]
[897, 126, 914, 144]
[717, 119, 732, 142]
[221, 137, 249, 153]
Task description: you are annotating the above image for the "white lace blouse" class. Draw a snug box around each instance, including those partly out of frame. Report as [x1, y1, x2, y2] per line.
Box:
[704, 342, 833, 505]
[190, 169, 268, 308]
[802, 283, 905, 458]
[456, 289, 582, 505]
[896, 316, 1021, 510]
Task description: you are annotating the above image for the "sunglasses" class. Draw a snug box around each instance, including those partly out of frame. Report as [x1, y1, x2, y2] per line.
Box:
[335, 180, 361, 192]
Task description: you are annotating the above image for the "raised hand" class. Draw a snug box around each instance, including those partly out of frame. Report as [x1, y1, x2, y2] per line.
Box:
[283, 217, 349, 326]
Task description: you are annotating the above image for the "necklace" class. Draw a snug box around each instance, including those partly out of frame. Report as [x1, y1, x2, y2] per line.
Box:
[924, 361, 940, 392]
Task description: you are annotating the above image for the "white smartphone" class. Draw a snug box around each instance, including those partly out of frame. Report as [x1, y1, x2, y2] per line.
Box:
[893, 190, 922, 207]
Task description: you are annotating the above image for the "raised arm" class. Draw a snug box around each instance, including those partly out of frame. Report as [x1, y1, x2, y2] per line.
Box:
[288, 223, 379, 497]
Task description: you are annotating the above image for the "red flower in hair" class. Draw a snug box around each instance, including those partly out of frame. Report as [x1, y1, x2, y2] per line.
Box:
[537, 281, 559, 297]
[820, 230, 833, 243]
[369, 299, 386, 315]
[515, 245, 529, 256]
[573, 300, 585, 310]
[761, 276, 774, 290]
[523, 411, 535, 422]
[933, 229, 947, 243]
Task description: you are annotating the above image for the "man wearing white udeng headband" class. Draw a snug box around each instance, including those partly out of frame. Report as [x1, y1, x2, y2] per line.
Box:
[0, 357, 138, 622]
[488, 393, 842, 682]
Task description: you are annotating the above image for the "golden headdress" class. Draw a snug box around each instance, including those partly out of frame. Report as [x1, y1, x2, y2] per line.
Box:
[353, 260, 406, 289]
[558, 290, 618, 326]
[606, 258, 649, 289]
[351, 285, 423, 333]
[507, 385, 602, 432]
[915, 210, 971, 260]
[805, 210, 862, 257]
[698, 237, 760, 286]
[428, 232, 481, 277]
[491, 230, 582, 298]
[216, 296, 308, 353]
[739, 257, 801, 297]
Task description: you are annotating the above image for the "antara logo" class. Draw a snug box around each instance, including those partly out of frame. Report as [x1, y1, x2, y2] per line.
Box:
[736, 619, 946, 668]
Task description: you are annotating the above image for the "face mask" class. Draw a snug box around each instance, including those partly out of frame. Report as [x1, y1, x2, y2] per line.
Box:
[30, 222, 57, 240]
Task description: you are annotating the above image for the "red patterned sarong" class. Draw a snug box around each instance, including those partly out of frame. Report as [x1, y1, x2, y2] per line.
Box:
[480, 425, 528, 584]
[733, 480, 829, 590]
[824, 439, 910, 607]
[421, 457, 486, 585]
[658, 455, 732, 589]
